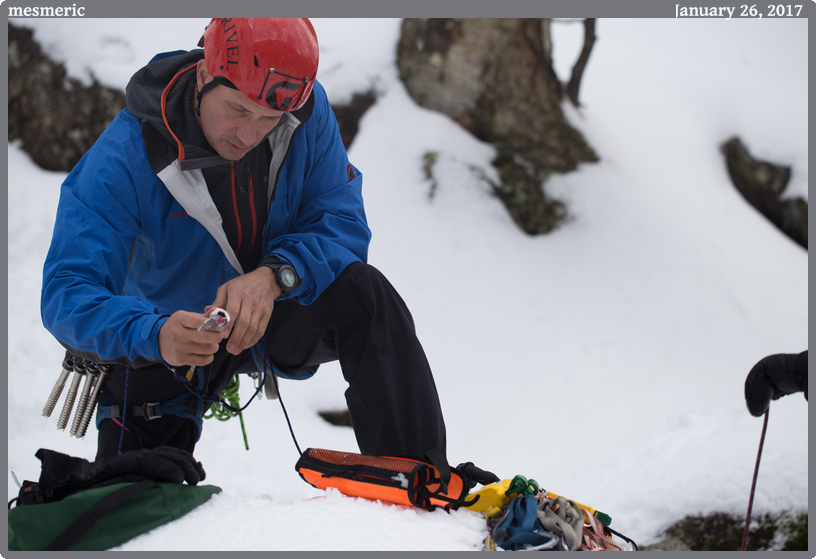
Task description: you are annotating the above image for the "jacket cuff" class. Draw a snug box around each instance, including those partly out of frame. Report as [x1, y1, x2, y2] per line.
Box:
[133, 315, 169, 362]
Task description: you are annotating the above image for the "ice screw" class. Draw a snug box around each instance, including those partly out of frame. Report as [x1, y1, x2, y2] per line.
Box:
[76, 363, 110, 439]
[42, 352, 74, 418]
[56, 359, 86, 431]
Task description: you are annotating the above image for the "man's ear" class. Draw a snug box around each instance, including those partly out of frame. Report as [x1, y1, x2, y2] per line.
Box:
[194, 60, 213, 118]
[196, 60, 212, 90]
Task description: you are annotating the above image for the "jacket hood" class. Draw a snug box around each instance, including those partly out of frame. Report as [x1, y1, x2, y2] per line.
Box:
[126, 50, 203, 144]
[126, 49, 232, 170]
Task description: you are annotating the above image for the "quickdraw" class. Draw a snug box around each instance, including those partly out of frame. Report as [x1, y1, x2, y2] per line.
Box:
[471, 473, 639, 551]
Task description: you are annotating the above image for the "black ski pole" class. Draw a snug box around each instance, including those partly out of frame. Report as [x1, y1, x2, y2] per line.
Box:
[740, 409, 769, 551]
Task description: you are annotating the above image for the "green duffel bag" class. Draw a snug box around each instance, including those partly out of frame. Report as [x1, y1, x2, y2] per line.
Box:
[8, 447, 222, 551]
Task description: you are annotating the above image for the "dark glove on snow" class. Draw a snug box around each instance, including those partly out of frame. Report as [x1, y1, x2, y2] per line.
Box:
[744, 351, 808, 417]
[36, 446, 206, 493]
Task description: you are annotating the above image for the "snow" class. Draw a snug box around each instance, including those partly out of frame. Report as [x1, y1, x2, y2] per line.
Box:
[7, 18, 808, 551]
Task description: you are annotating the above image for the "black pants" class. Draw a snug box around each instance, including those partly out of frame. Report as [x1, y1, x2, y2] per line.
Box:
[96, 263, 448, 472]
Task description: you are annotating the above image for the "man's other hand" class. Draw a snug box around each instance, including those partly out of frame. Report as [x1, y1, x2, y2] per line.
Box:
[158, 311, 224, 367]
[207, 267, 280, 355]
[744, 351, 808, 417]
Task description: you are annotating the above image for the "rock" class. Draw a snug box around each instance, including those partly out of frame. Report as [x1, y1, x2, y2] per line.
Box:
[331, 90, 376, 150]
[397, 18, 598, 235]
[8, 22, 126, 172]
[721, 137, 807, 250]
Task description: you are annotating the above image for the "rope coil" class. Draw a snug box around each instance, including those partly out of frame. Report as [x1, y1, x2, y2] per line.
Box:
[259, 338, 302, 456]
[203, 375, 242, 422]
[203, 375, 250, 450]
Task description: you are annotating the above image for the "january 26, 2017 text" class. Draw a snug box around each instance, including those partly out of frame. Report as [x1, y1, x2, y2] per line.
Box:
[676, 4, 803, 18]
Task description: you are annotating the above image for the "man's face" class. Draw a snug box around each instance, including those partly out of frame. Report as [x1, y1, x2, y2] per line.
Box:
[195, 62, 284, 161]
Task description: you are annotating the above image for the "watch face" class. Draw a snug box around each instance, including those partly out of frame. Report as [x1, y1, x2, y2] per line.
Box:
[280, 267, 297, 288]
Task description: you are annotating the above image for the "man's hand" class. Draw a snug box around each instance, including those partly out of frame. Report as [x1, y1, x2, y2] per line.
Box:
[207, 267, 280, 355]
[158, 311, 224, 367]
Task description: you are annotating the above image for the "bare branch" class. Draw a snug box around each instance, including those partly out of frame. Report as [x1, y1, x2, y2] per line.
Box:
[566, 18, 597, 107]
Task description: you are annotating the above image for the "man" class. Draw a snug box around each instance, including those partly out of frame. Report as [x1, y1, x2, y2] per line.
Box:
[41, 18, 449, 482]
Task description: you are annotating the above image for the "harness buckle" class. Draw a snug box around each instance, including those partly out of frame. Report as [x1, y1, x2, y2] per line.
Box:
[142, 402, 161, 421]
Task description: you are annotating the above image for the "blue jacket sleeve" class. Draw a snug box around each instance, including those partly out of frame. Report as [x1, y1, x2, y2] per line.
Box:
[265, 83, 372, 305]
[41, 116, 167, 365]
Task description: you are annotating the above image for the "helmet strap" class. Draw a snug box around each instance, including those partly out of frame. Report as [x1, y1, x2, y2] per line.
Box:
[196, 77, 220, 116]
[195, 76, 238, 116]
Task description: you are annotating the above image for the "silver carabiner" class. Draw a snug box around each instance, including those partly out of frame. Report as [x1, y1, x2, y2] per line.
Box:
[198, 308, 230, 331]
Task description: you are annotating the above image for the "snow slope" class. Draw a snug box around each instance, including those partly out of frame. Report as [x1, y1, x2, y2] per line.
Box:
[7, 18, 808, 550]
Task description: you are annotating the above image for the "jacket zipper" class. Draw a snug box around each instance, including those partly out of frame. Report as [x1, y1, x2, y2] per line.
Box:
[231, 162, 242, 253]
[247, 168, 258, 245]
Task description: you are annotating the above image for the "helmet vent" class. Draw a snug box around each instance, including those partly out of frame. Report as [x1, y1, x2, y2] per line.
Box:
[254, 54, 260, 67]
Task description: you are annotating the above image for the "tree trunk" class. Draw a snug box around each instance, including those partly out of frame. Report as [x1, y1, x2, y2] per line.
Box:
[397, 18, 598, 235]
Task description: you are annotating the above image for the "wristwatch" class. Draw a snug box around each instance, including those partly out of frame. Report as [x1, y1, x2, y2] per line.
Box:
[273, 264, 298, 295]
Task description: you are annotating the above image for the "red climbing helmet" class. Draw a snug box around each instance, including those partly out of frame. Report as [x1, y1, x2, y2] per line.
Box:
[198, 18, 319, 112]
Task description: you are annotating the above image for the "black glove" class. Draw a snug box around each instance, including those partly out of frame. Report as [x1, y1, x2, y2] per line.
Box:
[36, 446, 206, 493]
[744, 351, 808, 417]
[89, 446, 206, 486]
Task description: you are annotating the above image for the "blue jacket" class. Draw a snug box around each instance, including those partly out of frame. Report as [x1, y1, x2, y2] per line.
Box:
[41, 51, 371, 367]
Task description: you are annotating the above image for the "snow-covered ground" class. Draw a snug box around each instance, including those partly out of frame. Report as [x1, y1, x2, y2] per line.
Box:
[7, 18, 808, 550]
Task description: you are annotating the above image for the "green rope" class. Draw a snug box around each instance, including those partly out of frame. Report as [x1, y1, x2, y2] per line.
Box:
[203, 374, 250, 450]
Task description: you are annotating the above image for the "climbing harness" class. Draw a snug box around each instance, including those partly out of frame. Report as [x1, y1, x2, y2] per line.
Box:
[159, 361, 265, 449]
[145, 312, 302, 455]
[740, 408, 770, 551]
[43, 307, 307, 458]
